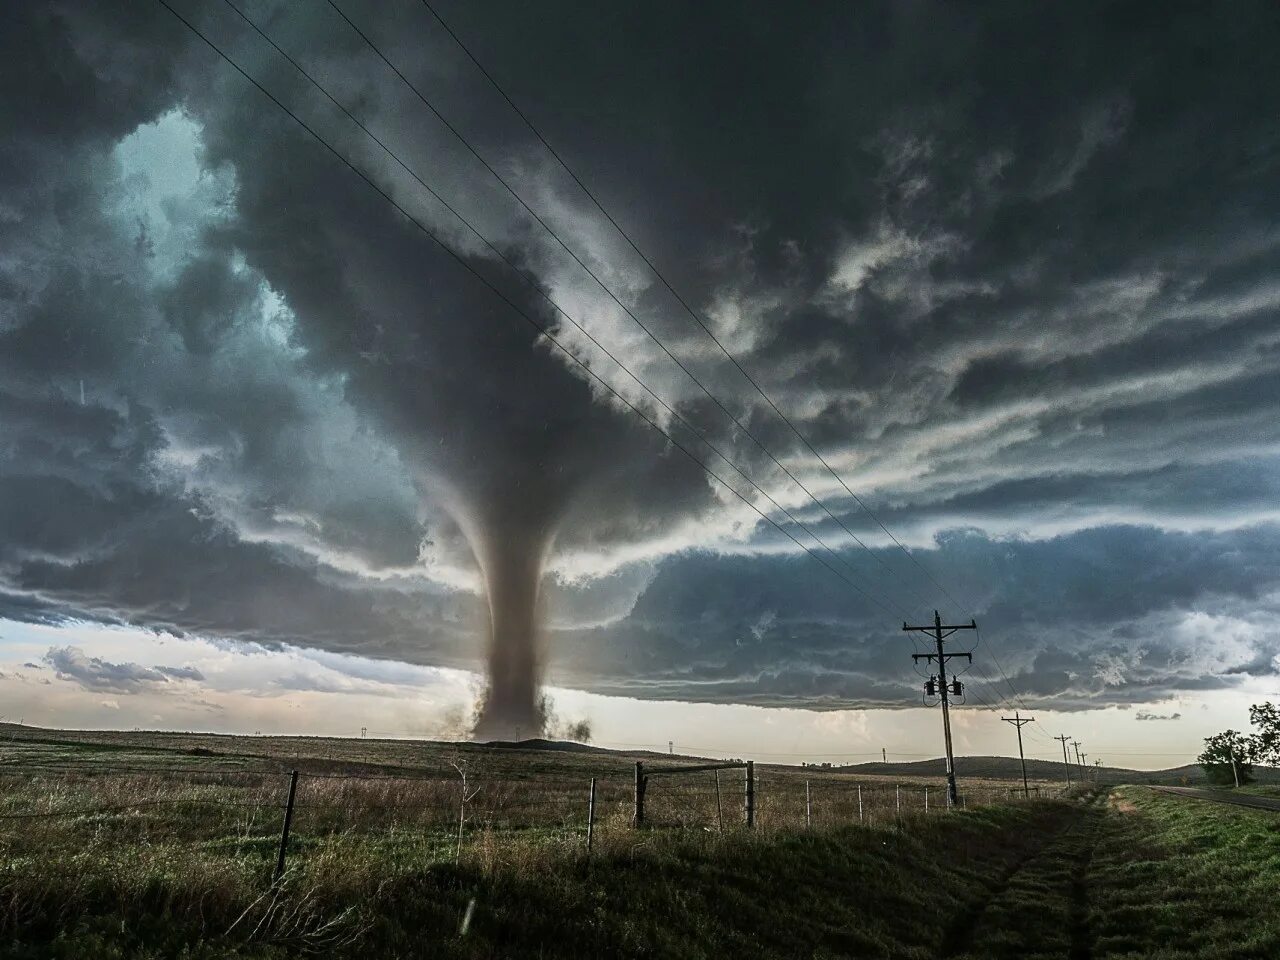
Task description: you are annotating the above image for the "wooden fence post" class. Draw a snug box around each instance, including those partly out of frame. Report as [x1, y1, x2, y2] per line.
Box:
[274, 769, 298, 883]
[924, 786, 929, 813]
[633, 762, 645, 827]
[715, 770, 723, 832]
[858, 784, 864, 824]
[745, 761, 755, 829]
[805, 780, 811, 829]
[586, 777, 596, 851]
[895, 784, 901, 817]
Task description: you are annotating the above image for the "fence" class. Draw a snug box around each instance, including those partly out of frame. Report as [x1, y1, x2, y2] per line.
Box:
[0, 760, 1059, 882]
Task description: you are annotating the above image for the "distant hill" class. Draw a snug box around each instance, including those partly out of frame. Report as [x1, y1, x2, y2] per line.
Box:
[836, 755, 1280, 785]
[4, 722, 1275, 785]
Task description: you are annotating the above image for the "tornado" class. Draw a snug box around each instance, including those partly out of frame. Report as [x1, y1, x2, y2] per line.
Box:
[468, 515, 558, 740]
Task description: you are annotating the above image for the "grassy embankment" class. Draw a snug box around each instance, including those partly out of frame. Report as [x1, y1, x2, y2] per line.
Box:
[952, 786, 1280, 960]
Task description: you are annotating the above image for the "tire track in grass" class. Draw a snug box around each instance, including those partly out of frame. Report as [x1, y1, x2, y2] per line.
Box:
[948, 792, 1103, 960]
[1066, 801, 1099, 960]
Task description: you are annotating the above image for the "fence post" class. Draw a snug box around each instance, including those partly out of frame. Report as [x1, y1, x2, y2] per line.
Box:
[805, 780, 811, 829]
[274, 769, 299, 883]
[586, 777, 597, 851]
[745, 761, 755, 829]
[924, 786, 929, 813]
[633, 762, 645, 827]
[895, 784, 901, 817]
[715, 770, 723, 831]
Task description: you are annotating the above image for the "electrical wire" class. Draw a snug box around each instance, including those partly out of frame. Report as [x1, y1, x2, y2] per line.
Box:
[217, 0, 918, 620]
[410, 0, 968, 619]
[325, 0, 945, 619]
[406, 0, 1073, 726]
[153, 0, 905, 617]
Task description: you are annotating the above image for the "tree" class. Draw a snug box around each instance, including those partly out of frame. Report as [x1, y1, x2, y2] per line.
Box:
[1248, 702, 1280, 766]
[1198, 730, 1253, 786]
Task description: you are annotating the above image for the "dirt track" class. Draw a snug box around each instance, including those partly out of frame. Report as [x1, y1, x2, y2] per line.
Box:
[1148, 785, 1280, 812]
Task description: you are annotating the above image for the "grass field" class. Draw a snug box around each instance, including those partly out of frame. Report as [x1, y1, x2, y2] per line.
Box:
[0, 726, 1275, 958]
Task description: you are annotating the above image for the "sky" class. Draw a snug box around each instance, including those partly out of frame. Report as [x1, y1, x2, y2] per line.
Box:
[3, 1, 1280, 767]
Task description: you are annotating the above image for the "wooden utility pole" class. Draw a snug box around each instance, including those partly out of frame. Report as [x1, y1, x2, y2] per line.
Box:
[1001, 712, 1035, 799]
[904, 611, 976, 808]
[1071, 740, 1083, 772]
[1054, 735, 1073, 787]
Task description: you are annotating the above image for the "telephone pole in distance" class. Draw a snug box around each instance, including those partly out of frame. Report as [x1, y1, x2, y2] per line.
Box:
[1002, 711, 1036, 799]
[904, 610, 976, 808]
[1055, 734, 1073, 787]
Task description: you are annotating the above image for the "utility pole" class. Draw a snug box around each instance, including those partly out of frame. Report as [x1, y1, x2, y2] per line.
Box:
[1094, 758, 1102, 783]
[1055, 735, 1073, 787]
[1080, 751, 1088, 777]
[882, 747, 887, 763]
[904, 611, 976, 808]
[1072, 740, 1083, 771]
[1001, 712, 1035, 799]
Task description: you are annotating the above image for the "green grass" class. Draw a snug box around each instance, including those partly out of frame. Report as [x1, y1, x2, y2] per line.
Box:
[1086, 787, 1280, 959]
[2, 726, 1278, 958]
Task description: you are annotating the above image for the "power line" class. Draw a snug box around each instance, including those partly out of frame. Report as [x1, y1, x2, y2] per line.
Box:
[153, 0, 902, 616]
[214, 0, 913, 621]
[324, 0, 943, 619]
[411, 0, 968, 618]
[405, 0, 1061, 725]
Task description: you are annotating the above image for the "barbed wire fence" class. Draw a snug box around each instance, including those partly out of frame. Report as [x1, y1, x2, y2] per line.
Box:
[0, 758, 1066, 886]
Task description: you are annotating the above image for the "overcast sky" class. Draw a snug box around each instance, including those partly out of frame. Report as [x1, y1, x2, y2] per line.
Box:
[3, 2, 1279, 765]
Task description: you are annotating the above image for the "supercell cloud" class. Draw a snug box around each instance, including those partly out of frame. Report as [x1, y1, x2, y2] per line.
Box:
[2, 1, 1280, 724]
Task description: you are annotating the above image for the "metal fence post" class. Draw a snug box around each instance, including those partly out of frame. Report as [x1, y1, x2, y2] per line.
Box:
[633, 761, 645, 827]
[274, 769, 299, 883]
[586, 777, 596, 851]
[745, 760, 755, 828]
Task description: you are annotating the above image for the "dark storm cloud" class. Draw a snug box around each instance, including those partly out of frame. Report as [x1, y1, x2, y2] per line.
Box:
[2, 0, 1280, 714]
[550, 524, 1280, 710]
[44, 645, 201, 694]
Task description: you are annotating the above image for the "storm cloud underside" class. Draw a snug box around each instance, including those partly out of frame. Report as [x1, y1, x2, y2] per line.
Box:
[3, 1, 1280, 722]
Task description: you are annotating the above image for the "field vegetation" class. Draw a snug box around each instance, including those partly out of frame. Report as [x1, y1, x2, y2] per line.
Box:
[0, 726, 1276, 958]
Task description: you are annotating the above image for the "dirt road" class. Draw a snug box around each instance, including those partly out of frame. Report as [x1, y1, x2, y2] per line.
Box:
[1148, 785, 1280, 812]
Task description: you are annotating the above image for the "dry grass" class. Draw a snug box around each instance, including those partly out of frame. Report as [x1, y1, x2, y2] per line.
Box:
[0, 724, 1075, 958]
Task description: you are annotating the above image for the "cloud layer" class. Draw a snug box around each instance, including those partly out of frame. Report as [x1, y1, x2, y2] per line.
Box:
[2, 1, 1279, 714]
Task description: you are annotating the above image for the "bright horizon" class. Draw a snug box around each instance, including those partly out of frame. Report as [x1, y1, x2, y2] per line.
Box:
[3, 618, 1262, 772]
